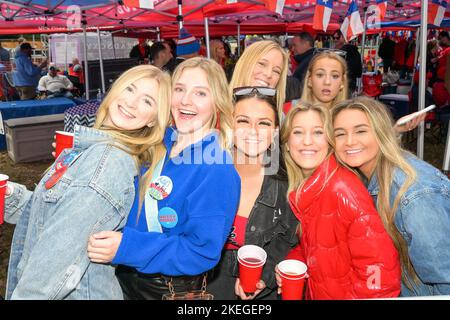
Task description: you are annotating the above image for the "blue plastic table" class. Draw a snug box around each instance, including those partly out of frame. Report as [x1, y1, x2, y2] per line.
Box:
[0, 97, 77, 150]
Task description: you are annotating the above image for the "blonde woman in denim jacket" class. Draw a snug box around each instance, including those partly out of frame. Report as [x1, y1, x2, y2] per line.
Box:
[332, 97, 450, 296]
[2, 65, 171, 299]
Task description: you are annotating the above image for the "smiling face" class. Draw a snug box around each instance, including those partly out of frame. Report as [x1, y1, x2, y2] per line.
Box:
[333, 108, 380, 178]
[287, 110, 329, 176]
[250, 48, 283, 88]
[104, 77, 159, 131]
[308, 57, 344, 108]
[233, 97, 277, 160]
[171, 67, 214, 137]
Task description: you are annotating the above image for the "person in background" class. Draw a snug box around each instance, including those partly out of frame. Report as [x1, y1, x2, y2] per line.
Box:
[163, 27, 200, 75]
[68, 58, 84, 82]
[229, 40, 288, 123]
[301, 51, 426, 134]
[378, 35, 396, 72]
[3, 64, 171, 299]
[277, 101, 401, 299]
[433, 31, 450, 108]
[13, 42, 47, 100]
[208, 86, 298, 300]
[332, 30, 362, 94]
[160, 40, 178, 75]
[86, 57, 241, 300]
[149, 41, 173, 71]
[38, 65, 74, 99]
[332, 96, 450, 296]
[291, 32, 315, 86]
[129, 38, 151, 63]
[210, 39, 226, 68]
[0, 42, 10, 63]
[13, 37, 25, 58]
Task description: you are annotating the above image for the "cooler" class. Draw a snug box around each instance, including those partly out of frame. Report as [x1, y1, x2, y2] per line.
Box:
[378, 94, 410, 120]
[4, 113, 65, 163]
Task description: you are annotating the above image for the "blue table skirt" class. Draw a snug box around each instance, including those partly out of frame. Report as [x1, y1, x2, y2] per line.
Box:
[0, 97, 77, 151]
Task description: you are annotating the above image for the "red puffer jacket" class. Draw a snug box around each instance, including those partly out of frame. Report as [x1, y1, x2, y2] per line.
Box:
[286, 155, 401, 299]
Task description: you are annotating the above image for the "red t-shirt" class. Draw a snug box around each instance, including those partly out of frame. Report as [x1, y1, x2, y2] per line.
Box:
[225, 214, 248, 250]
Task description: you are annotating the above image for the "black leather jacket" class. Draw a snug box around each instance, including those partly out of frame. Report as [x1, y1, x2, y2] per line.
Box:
[208, 174, 299, 300]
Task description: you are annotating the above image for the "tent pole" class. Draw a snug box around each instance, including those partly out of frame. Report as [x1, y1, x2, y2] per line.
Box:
[178, 0, 183, 30]
[97, 27, 106, 94]
[205, 17, 210, 58]
[411, 27, 420, 91]
[82, 22, 90, 100]
[111, 32, 116, 59]
[417, 1, 428, 160]
[64, 33, 68, 72]
[237, 21, 241, 57]
[359, 6, 368, 93]
[157, 27, 161, 41]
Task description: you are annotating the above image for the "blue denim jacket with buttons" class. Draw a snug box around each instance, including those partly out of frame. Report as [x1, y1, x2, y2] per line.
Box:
[5, 125, 138, 300]
[367, 154, 450, 297]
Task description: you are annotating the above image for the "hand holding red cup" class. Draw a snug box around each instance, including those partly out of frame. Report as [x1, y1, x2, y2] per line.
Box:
[237, 245, 267, 294]
[277, 259, 308, 300]
[0, 174, 9, 225]
[55, 131, 74, 158]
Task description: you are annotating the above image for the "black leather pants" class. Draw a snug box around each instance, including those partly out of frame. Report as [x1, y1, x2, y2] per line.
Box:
[116, 265, 204, 300]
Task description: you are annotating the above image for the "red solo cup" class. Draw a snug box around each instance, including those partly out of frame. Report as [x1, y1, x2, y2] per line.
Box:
[237, 245, 267, 294]
[0, 174, 9, 225]
[55, 131, 74, 158]
[278, 259, 308, 300]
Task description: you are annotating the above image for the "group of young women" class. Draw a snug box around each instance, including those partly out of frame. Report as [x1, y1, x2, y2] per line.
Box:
[2, 39, 449, 300]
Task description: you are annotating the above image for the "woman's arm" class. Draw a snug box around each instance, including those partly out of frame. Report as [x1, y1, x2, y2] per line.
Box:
[111, 165, 241, 276]
[401, 193, 450, 295]
[11, 186, 125, 300]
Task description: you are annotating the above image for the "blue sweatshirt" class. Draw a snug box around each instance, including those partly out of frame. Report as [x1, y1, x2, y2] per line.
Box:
[112, 127, 241, 276]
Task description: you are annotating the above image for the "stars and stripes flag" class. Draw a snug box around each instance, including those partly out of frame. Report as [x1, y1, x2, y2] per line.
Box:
[340, 1, 364, 41]
[428, 0, 447, 26]
[313, 0, 333, 32]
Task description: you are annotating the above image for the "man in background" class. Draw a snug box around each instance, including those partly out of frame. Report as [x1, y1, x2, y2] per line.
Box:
[333, 30, 362, 93]
[129, 38, 151, 63]
[13, 42, 47, 100]
[291, 32, 315, 86]
[163, 27, 200, 74]
[149, 41, 173, 71]
[38, 65, 73, 99]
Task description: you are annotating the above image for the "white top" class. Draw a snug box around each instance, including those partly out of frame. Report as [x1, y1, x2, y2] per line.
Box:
[38, 74, 73, 92]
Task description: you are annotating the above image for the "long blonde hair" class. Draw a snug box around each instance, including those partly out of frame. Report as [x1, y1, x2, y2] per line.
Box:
[95, 64, 171, 219]
[172, 57, 233, 150]
[230, 40, 288, 123]
[330, 96, 419, 288]
[281, 100, 334, 195]
[301, 51, 349, 108]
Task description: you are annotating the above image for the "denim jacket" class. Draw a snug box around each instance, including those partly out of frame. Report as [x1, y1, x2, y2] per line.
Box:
[367, 154, 450, 297]
[5, 125, 137, 300]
